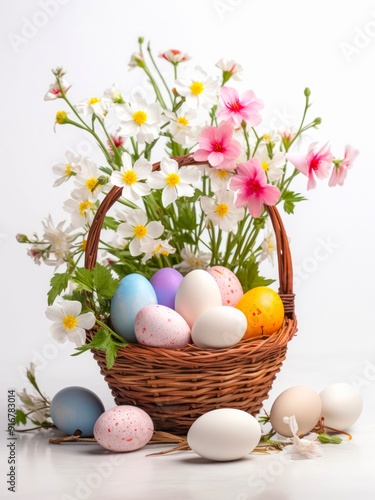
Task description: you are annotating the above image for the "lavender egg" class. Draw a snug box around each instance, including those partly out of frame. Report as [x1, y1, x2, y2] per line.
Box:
[150, 268, 183, 309]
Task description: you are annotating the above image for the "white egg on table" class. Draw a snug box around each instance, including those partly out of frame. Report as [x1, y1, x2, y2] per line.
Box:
[319, 383, 363, 430]
[187, 408, 261, 461]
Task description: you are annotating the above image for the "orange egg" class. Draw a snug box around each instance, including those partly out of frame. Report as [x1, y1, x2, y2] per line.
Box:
[235, 286, 284, 339]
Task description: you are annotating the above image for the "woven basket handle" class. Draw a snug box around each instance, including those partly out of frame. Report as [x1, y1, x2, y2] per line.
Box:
[85, 155, 294, 316]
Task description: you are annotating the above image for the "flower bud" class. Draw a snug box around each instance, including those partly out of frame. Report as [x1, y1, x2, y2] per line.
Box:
[16, 233, 28, 243]
[314, 117, 322, 125]
[304, 87, 311, 96]
[55, 111, 68, 124]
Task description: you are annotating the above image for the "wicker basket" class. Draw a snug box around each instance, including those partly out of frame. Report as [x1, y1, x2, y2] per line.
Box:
[84, 154, 298, 435]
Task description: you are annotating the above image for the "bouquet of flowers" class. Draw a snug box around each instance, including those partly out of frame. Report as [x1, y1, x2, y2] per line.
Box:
[17, 38, 358, 367]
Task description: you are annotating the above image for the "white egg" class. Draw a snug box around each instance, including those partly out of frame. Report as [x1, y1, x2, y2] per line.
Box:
[191, 306, 247, 348]
[187, 408, 261, 461]
[175, 270, 222, 328]
[319, 383, 363, 430]
[270, 386, 322, 437]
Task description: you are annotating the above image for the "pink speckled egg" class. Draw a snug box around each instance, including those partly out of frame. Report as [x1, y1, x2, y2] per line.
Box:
[94, 406, 154, 452]
[134, 304, 191, 349]
[206, 266, 243, 306]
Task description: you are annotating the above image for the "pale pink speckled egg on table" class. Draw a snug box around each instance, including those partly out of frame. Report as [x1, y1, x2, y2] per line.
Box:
[94, 406, 154, 452]
[206, 266, 243, 306]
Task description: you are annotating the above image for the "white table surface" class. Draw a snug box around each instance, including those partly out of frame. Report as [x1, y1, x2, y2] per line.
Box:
[3, 405, 374, 500]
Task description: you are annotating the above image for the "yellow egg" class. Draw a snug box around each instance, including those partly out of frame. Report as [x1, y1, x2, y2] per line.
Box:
[235, 286, 284, 339]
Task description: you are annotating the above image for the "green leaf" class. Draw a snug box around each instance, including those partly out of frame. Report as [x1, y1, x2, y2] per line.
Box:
[102, 216, 119, 231]
[318, 433, 343, 444]
[15, 409, 27, 426]
[47, 273, 70, 305]
[72, 267, 95, 293]
[281, 190, 306, 215]
[73, 326, 127, 370]
[93, 264, 119, 299]
[236, 258, 275, 293]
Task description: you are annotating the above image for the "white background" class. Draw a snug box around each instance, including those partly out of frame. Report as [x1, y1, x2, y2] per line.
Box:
[1, 0, 375, 497]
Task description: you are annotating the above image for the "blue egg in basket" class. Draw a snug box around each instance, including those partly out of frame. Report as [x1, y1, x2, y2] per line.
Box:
[50, 386, 105, 437]
[110, 273, 157, 342]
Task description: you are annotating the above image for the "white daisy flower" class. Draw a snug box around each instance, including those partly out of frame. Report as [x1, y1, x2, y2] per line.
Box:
[175, 66, 220, 109]
[42, 215, 74, 267]
[116, 209, 164, 257]
[256, 147, 286, 183]
[75, 95, 112, 120]
[116, 94, 162, 144]
[174, 245, 211, 274]
[111, 153, 152, 201]
[45, 300, 96, 347]
[163, 107, 199, 146]
[141, 238, 176, 264]
[52, 151, 82, 187]
[205, 165, 234, 190]
[148, 157, 201, 207]
[74, 157, 105, 196]
[200, 189, 245, 232]
[63, 189, 97, 228]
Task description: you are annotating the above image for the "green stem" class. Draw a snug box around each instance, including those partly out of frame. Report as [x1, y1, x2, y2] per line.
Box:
[147, 42, 173, 105]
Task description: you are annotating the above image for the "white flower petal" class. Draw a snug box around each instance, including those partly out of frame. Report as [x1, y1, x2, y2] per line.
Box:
[162, 186, 177, 207]
[146, 221, 164, 238]
[77, 311, 96, 330]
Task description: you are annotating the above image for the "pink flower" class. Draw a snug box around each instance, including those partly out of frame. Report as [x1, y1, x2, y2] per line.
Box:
[159, 49, 191, 64]
[230, 158, 281, 218]
[328, 145, 359, 187]
[286, 142, 333, 190]
[44, 79, 71, 101]
[193, 122, 241, 170]
[217, 87, 264, 127]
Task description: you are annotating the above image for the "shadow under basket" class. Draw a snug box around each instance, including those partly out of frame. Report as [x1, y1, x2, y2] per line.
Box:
[84, 155, 298, 435]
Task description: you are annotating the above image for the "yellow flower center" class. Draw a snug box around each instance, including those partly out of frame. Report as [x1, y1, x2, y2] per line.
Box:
[132, 110, 148, 125]
[262, 134, 271, 142]
[86, 177, 98, 192]
[217, 170, 229, 179]
[122, 170, 137, 185]
[63, 314, 78, 330]
[152, 244, 170, 257]
[261, 161, 269, 171]
[56, 111, 67, 124]
[190, 81, 204, 95]
[79, 200, 94, 216]
[133, 224, 147, 239]
[177, 116, 189, 126]
[88, 97, 100, 105]
[215, 203, 229, 217]
[65, 164, 72, 175]
[166, 173, 180, 187]
[80, 239, 87, 251]
[188, 257, 200, 267]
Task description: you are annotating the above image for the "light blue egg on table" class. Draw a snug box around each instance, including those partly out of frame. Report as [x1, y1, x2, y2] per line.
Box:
[50, 386, 105, 437]
[110, 273, 158, 342]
